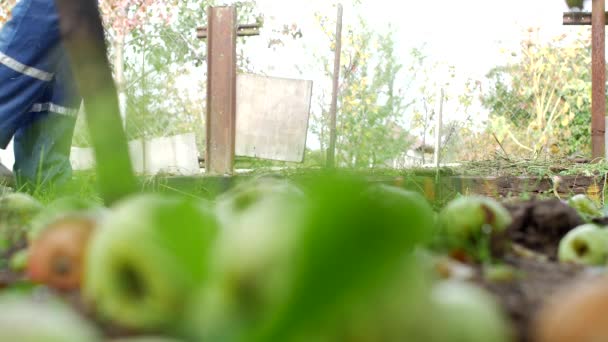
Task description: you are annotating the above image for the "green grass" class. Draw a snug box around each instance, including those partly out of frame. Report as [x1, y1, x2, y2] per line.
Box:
[19, 160, 605, 209]
[454, 159, 608, 178]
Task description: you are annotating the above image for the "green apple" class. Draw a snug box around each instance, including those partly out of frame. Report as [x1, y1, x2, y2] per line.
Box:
[109, 337, 183, 342]
[0, 193, 43, 253]
[438, 196, 512, 244]
[0, 294, 101, 342]
[431, 280, 511, 342]
[185, 188, 305, 340]
[253, 176, 436, 341]
[0, 192, 43, 212]
[9, 248, 28, 272]
[558, 224, 608, 265]
[214, 176, 304, 229]
[568, 194, 602, 222]
[84, 194, 219, 332]
[365, 184, 438, 244]
[292, 258, 439, 342]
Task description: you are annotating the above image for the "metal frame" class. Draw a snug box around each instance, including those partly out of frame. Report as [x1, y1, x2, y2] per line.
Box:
[563, 0, 606, 160]
[198, 6, 260, 175]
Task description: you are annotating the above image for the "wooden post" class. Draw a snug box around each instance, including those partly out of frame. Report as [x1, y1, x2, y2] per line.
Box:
[592, 0, 606, 160]
[564, 3, 608, 160]
[205, 6, 237, 175]
[327, 4, 343, 168]
[198, 7, 260, 175]
[434, 88, 444, 168]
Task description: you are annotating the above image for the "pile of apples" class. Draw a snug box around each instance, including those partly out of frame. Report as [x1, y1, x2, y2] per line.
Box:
[436, 191, 608, 342]
[0, 175, 518, 341]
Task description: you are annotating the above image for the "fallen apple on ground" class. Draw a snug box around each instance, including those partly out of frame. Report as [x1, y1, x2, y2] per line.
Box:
[254, 177, 436, 341]
[186, 188, 305, 341]
[558, 224, 608, 266]
[9, 248, 28, 272]
[108, 337, 183, 342]
[27, 212, 101, 291]
[0, 294, 101, 342]
[431, 280, 511, 342]
[365, 184, 438, 244]
[435, 196, 513, 262]
[84, 194, 219, 332]
[533, 277, 608, 342]
[214, 176, 304, 229]
[439, 196, 512, 240]
[0, 192, 43, 215]
[294, 258, 439, 342]
[568, 194, 602, 222]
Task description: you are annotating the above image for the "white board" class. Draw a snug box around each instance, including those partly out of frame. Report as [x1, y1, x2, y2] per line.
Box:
[142, 133, 200, 175]
[70, 146, 94, 171]
[0, 139, 15, 170]
[71, 133, 200, 176]
[236, 74, 313, 163]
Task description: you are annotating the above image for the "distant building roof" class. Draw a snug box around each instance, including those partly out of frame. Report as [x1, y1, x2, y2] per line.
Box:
[388, 122, 435, 154]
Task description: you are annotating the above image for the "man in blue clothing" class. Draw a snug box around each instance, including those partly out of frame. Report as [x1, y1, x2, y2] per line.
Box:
[0, 0, 80, 189]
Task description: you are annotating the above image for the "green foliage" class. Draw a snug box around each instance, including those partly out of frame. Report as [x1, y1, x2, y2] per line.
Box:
[122, 1, 259, 143]
[482, 28, 594, 159]
[312, 14, 415, 168]
[408, 47, 460, 164]
[73, 0, 261, 150]
[0, 0, 15, 24]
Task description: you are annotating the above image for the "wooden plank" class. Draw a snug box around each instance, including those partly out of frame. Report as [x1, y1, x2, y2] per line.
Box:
[563, 11, 608, 25]
[235, 74, 313, 163]
[327, 4, 343, 168]
[206, 6, 237, 175]
[441, 175, 605, 199]
[592, 0, 606, 160]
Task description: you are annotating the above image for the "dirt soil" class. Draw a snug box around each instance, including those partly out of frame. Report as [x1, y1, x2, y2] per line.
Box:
[478, 253, 589, 342]
[504, 199, 584, 260]
[476, 198, 597, 342]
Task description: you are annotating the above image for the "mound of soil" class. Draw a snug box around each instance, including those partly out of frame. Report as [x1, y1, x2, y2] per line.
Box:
[477, 253, 588, 342]
[504, 199, 584, 260]
[473, 198, 599, 341]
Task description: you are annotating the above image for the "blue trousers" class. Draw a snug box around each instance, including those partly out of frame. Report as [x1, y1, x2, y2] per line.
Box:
[0, 0, 80, 188]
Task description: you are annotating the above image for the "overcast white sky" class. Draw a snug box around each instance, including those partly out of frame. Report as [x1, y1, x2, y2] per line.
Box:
[248, 0, 585, 80]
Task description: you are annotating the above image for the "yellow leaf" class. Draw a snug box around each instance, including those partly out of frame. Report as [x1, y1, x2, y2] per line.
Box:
[529, 122, 540, 131]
